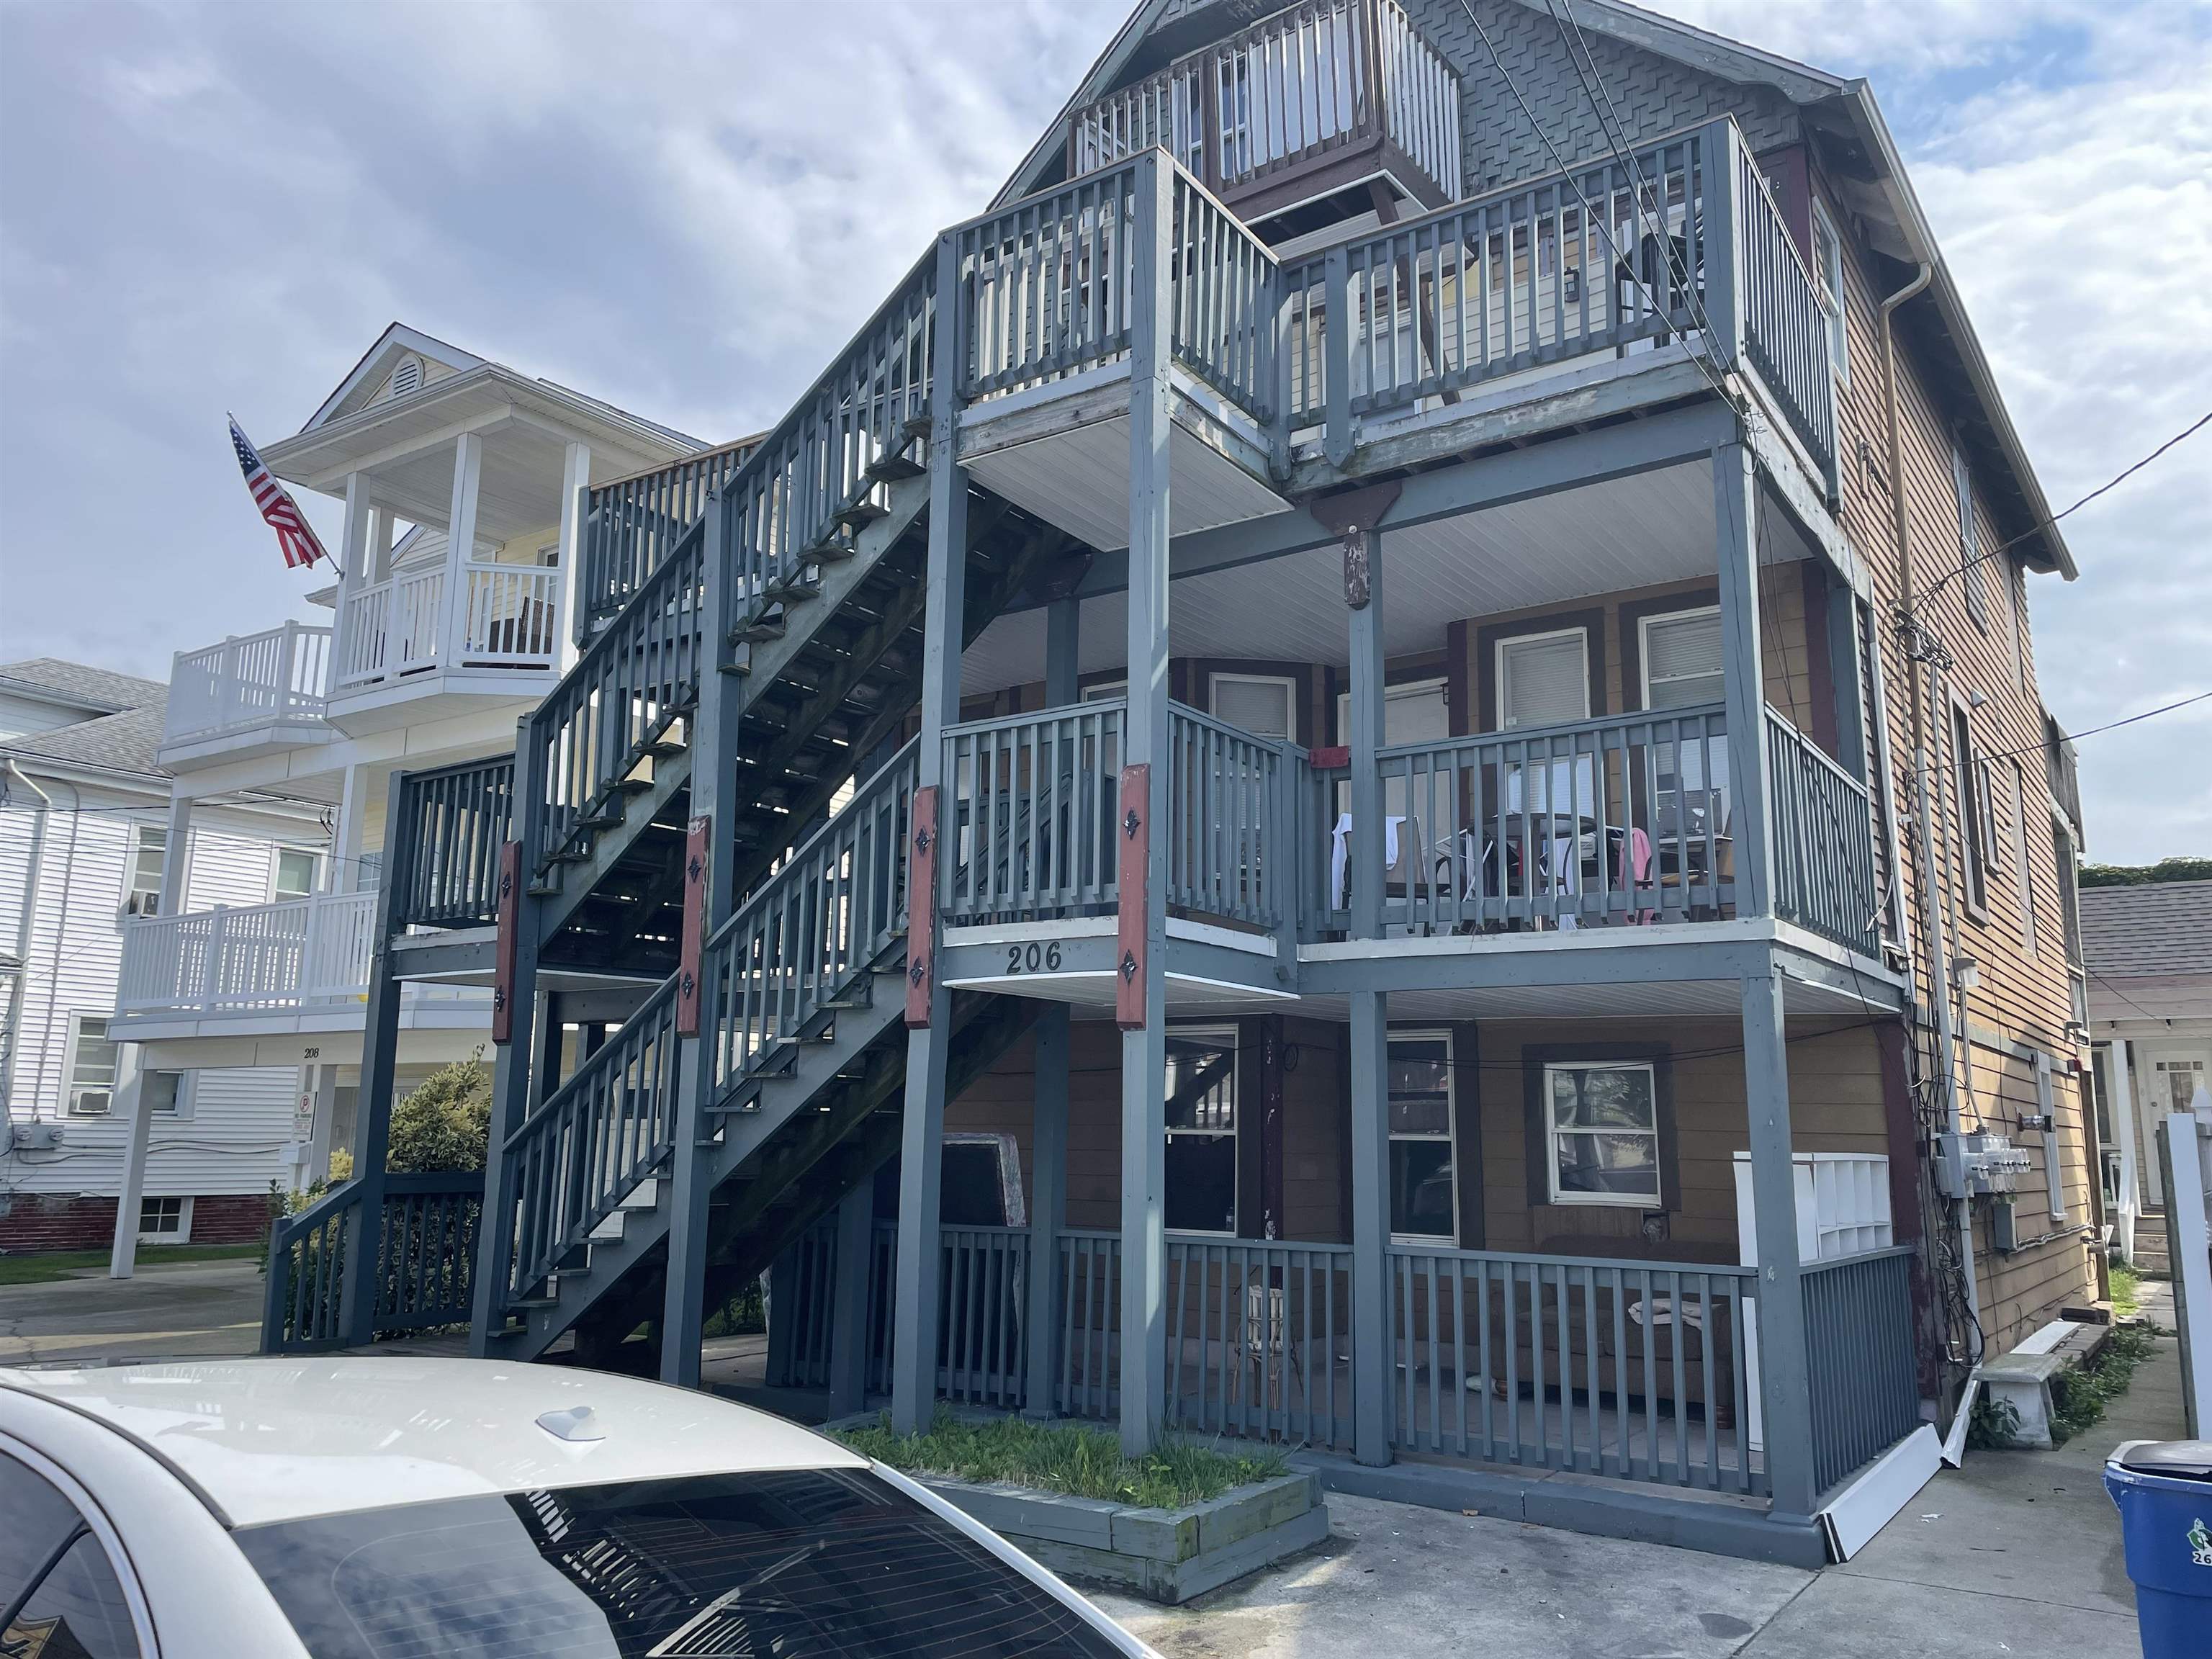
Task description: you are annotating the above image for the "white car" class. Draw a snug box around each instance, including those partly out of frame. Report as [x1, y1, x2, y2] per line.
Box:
[0, 1356, 1157, 1658]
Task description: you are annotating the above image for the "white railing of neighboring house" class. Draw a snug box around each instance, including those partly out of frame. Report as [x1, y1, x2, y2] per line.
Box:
[117, 890, 483, 1017]
[333, 559, 560, 691]
[164, 621, 333, 746]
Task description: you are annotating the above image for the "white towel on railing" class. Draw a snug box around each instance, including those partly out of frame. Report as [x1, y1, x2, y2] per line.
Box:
[1330, 812, 1405, 910]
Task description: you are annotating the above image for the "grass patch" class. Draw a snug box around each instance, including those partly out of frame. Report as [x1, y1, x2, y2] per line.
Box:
[2109, 1261, 2141, 1320]
[835, 1409, 1286, 1510]
[2049, 1324, 2161, 1446]
[0, 1244, 260, 1286]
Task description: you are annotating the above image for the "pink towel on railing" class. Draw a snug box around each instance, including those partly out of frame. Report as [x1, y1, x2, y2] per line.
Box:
[1619, 827, 1655, 924]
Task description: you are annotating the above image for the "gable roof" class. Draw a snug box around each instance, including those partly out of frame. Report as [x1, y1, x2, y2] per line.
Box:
[0, 658, 166, 716]
[303, 323, 487, 433]
[1003, 0, 2072, 582]
[2080, 881, 2212, 981]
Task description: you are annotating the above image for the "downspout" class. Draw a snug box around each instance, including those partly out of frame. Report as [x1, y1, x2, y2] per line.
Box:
[1879, 261, 1984, 1406]
[1, 759, 53, 1128]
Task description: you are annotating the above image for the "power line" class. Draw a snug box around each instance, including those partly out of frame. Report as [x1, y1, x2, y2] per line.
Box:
[1913, 409, 2212, 615]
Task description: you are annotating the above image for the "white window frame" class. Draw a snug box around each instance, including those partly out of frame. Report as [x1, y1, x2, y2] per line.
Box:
[1637, 606, 1725, 711]
[1388, 1030, 1458, 1244]
[1812, 200, 1848, 388]
[143, 1069, 194, 1120]
[63, 1012, 119, 1117]
[1164, 1024, 1238, 1237]
[1542, 1059, 1663, 1209]
[137, 1195, 193, 1242]
[1080, 678, 1127, 703]
[271, 846, 321, 902]
[1334, 676, 1449, 747]
[1209, 672, 1298, 742]
[1495, 626, 1590, 731]
[123, 823, 168, 917]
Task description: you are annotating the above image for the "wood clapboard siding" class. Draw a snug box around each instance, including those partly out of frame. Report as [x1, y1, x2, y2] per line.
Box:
[1810, 156, 2094, 1338]
[0, 778, 328, 1202]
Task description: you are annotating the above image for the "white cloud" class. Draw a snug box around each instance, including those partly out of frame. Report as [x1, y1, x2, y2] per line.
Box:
[2, 0, 2206, 860]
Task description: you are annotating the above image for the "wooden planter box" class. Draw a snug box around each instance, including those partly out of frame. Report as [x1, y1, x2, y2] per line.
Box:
[922, 1469, 1328, 1604]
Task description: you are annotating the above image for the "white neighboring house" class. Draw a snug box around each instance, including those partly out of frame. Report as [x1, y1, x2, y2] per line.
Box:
[105, 322, 710, 1273]
[0, 659, 329, 1256]
[2083, 878, 2212, 1271]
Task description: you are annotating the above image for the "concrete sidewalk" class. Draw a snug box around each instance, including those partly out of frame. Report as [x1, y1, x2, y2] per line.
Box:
[1103, 1297, 2182, 1659]
[0, 1259, 264, 1367]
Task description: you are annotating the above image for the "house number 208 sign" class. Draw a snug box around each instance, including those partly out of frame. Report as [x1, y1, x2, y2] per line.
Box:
[1004, 942, 1063, 975]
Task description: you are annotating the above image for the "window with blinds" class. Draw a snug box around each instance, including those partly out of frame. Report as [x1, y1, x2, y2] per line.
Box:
[1640, 608, 1724, 709]
[1209, 673, 1295, 741]
[1497, 630, 1588, 729]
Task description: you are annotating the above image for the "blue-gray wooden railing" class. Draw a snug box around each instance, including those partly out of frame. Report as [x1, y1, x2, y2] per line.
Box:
[1802, 1246, 1921, 1494]
[1766, 708, 1879, 954]
[580, 436, 759, 632]
[1732, 138, 1839, 493]
[1305, 704, 1735, 935]
[1165, 1235, 1354, 1449]
[263, 1171, 484, 1352]
[700, 739, 917, 1105]
[1385, 1244, 1764, 1496]
[389, 757, 515, 931]
[939, 1225, 1030, 1410]
[940, 698, 1291, 932]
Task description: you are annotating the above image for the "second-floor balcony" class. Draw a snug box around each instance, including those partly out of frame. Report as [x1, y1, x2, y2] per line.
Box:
[114, 887, 490, 1035]
[161, 620, 338, 766]
[333, 556, 562, 693]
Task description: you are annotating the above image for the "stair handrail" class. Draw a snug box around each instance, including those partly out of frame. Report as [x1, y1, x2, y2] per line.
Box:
[498, 971, 685, 1298]
[261, 1177, 364, 1351]
[699, 737, 922, 1104]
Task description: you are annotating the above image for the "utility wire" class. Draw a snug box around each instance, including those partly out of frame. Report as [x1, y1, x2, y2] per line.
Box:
[1912, 409, 2212, 614]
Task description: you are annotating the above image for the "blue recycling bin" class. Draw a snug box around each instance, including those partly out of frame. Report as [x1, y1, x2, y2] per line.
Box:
[2104, 1439, 2212, 1658]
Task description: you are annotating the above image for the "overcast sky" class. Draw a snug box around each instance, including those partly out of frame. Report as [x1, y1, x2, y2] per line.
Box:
[1, 0, 2206, 861]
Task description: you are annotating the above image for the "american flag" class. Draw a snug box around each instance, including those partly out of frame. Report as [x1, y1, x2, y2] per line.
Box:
[229, 415, 333, 572]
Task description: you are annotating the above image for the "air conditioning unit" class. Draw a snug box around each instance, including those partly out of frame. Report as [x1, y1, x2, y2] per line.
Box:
[12, 1121, 64, 1152]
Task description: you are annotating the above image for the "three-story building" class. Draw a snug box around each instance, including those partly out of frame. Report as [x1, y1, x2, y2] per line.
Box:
[268, 0, 2095, 1565]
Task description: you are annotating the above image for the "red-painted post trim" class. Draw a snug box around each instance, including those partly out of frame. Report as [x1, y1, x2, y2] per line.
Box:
[490, 840, 520, 1045]
[906, 786, 939, 1028]
[676, 814, 709, 1038]
[1308, 745, 1351, 770]
[1117, 763, 1150, 1030]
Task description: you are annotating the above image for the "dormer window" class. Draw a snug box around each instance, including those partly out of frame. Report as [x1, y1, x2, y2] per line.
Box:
[385, 355, 424, 401]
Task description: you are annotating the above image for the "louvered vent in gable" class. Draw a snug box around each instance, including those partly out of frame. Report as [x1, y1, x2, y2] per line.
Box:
[385, 355, 424, 402]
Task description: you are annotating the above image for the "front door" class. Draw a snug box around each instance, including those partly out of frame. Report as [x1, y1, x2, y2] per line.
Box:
[2139, 1046, 2212, 1207]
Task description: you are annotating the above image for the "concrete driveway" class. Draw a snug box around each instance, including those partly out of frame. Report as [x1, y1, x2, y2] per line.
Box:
[0, 1259, 264, 1366]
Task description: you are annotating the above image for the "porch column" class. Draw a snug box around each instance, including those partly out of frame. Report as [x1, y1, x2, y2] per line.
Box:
[439, 431, 485, 670]
[1117, 150, 1175, 1457]
[1027, 595, 1079, 1417]
[1740, 966, 1819, 1521]
[302, 1062, 339, 1188]
[104, 1046, 153, 1279]
[2108, 1038, 2141, 1259]
[553, 441, 594, 668]
[336, 472, 372, 649]
[828, 1180, 877, 1416]
[890, 228, 971, 1436]
[342, 770, 410, 1349]
[328, 765, 367, 895]
[1712, 439, 1774, 917]
[663, 496, 741, 1389]
[1344, 509, 1393, 1465]
[156, 793, 194, 917]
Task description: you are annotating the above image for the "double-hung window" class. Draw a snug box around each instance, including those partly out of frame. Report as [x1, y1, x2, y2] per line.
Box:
[1952, 701, 1990, 914]
[1210, 673, 1295, 742]
[1953, 442, 1987, 630]
[1496, 629, 1588, 730]
[1544, 1061, 1661, 1206]
[274, 848, 320, 901]
[1164, 1028, 1237, 1234]
[1812, 202, 1848, 387]
[1388, 1034, 1456, 1241]
[64, 1015, 118, 1116]
[124, 825, 166, 916]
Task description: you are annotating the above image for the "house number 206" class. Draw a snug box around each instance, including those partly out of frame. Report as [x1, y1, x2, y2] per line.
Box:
[1005, 942, 1063, 974]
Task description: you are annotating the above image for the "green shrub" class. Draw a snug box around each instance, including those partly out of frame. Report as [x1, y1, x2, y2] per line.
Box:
[387, 1053, 492, 1173]
[2049, 1325, 2160, 1445]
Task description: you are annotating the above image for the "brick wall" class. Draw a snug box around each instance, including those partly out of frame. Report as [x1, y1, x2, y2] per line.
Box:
[0, 1191, 274, 1254]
